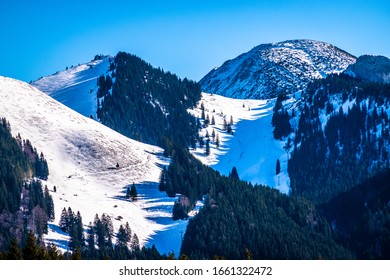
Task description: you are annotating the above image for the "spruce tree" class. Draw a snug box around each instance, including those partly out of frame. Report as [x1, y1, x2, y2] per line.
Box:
[130, 234, 140, 251]
[276, 159, 281, 175]
[59, 208, 68, 232]
[205, 139, 210, 156]
[216, 133, 220, 148]
[130, 183, 138, 201]
[23, 231, 40, 260]
[6, 238, 22, 260]
[229, 166, 239, 181]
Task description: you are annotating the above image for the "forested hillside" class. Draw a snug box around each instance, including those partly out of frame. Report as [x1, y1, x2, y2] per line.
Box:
[0, 117, 52, 254]
[320, 169, 390, 259]
[286, 74, 390, 204]
[97, 52, 201, 151]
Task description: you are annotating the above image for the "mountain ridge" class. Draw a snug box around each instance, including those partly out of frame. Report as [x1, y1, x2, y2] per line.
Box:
[200, 39, 356, 99]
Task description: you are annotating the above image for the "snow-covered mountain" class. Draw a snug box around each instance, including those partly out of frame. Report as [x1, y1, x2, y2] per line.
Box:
[0, 76, 177, 250]
[32, 56, 111, 119]
[200, 39, 356, 99]
[346, 55, 390, 84]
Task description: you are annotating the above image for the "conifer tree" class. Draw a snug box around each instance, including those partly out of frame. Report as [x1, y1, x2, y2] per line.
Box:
[229, 166, 239, 181]
[216, 133, 220, 148]
[130, 183, 138, 201]
[47, 243, 62, 260]
[87, 222, 96, 252]
[276, 159, 281, 175]
[44, 186, 55, 221]
[23, 231, 40, 260]
[6, 238, 22, 260]
[130, 234, 140, 251]
[205, 139, 210, 156]
[59, 208, 68, 232]
[211, 115, 216, 126]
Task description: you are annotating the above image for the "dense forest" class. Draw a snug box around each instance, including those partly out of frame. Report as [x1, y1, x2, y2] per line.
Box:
[0, 117, 52, 254]
[287, 74, 390, 204]
[97, 52, 201, 151]
[157, 146, 350, 259]
[320, 169, 390, 259]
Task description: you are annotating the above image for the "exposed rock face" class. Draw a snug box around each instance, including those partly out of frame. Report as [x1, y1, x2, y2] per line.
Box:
[346, 55, 390, 84]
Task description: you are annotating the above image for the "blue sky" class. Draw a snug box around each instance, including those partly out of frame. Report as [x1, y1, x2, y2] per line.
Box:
[1, 0, 389, 82]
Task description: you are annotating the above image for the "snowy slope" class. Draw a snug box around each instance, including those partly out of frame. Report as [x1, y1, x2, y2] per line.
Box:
[200, 39, 356, 99]
[0, 76, 177, 250]
[189, 92, 290, 194]
[32, 57, 111, 118]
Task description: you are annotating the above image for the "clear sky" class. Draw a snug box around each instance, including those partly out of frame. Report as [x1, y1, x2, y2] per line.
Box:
[1, 0, 389, 82]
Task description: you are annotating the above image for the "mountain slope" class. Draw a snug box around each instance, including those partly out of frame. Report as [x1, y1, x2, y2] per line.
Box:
[32, 56, 111, 119]
[0, 76, 170, 248]
[188, 93, 290, 194]
[200, 39, 356, 99]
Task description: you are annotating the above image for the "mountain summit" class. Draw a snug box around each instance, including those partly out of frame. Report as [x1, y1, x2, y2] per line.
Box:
[200, 39, 356, 99]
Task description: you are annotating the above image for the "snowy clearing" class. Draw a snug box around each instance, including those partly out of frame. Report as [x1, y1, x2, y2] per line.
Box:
[189, 92, 290, 194]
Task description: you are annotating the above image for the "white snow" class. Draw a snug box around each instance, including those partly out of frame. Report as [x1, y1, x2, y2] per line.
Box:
[0, 76, 183, 252]
[189, 93, 290, 194]
[32, 57, 111, 119]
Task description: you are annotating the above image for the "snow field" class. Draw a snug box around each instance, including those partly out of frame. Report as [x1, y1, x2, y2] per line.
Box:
[189, 92, 291, 194]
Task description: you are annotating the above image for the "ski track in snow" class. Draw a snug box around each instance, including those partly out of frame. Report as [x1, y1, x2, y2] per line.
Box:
[0, 76, 185, 254]
[189, 93, 290, 194]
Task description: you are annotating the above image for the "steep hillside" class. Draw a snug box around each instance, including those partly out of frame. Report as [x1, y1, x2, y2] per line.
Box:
[200, 39, 356, 99]
[0, 76, 171, 248]
[97, 52, 201, 150]
[321, 169, 390, 259]
[32, 56, 111, 119]
[285, 73, 390, 204]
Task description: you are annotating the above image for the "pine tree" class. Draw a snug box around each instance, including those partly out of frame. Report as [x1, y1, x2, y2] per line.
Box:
[205, 139, 210, 156]
[276, 159, 281, 175]
[130, 183, 138, 201]
[59, 208, 68, 232]
[23, 231, 40, 260]
[211, 115, 216, 126]
[67, 207, 75, 232]
[75, 211, 84, 246]
[47, 243, 62, 260]
[159, 166, 168, 192]
[6, 238, 22, 260]
[216, 133, 220, 148]
[44, 186, 55, 221]
[130, 234, 140, 251]
[229, 166, 239, 181]
[116, 225, 131, 248]
[87, 222, 96, 252]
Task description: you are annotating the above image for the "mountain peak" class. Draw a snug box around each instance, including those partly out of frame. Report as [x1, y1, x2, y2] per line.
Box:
[200, 39, 356, 99]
